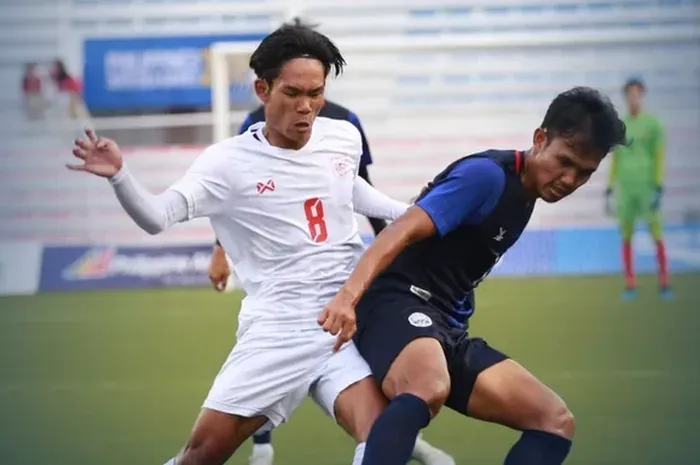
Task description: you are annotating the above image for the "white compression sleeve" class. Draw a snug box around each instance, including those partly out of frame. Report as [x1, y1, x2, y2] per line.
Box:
[108, 164, 189, 235]
[352, 176, 408, 221]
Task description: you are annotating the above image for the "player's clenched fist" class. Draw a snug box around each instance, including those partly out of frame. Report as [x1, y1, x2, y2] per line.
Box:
[318, 289, 357, 352]
[67, 128, 123, 178]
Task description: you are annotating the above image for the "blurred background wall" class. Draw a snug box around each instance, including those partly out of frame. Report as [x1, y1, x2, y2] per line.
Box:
[0, 0, 698, 291]
[0, 4, 699, 464]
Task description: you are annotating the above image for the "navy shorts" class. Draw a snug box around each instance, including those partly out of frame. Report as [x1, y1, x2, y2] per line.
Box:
[353, 284, 508, 415]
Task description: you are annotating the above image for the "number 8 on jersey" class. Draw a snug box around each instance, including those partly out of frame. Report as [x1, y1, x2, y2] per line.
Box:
[304, 197, 328, 243]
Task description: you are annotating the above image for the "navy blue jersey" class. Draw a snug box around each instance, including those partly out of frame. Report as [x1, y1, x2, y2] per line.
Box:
[373, 149, 534, 328]
[239, 100, 373, 167]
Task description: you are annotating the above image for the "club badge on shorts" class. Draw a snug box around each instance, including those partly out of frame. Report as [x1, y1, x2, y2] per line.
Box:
[408, 312, 433, 328]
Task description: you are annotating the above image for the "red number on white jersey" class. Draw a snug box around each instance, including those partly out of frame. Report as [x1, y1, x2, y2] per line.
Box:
[304, 197, 328, 243]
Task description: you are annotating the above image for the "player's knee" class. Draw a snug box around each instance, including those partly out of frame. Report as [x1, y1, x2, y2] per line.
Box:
[396, 375, 451, 417]
[538, 400, 575, 440]
[177, 428, 238, 465]
[177, 439, 226, 465]
[420, 377, 451, 416]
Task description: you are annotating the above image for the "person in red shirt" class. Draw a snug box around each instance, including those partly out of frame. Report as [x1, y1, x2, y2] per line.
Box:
[50, 59, 86, 119]
[22, 62, 45, 120]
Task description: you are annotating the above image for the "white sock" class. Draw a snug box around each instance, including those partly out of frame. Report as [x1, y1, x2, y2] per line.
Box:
[352, 442, 366, 465]
[412, 432, 425, 458]
[252, 443, 273, 452]
[412, 433, 456, 465]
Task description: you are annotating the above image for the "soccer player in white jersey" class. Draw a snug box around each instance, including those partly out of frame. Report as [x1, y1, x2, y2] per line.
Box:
[67, 24, 455, 465]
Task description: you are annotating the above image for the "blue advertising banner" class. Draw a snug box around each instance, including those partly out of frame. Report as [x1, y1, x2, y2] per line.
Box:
[83, 33, 265, 111]
[365, 225, 700, 277]
[38, 226, 700, 293]
[39, 245, 213, 292]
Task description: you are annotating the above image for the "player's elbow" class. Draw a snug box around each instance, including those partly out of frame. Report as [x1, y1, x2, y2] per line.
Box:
[137, 219, 166, 235]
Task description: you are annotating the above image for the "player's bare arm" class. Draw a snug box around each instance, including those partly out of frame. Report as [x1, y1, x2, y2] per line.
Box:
[318, 205, 436, 351]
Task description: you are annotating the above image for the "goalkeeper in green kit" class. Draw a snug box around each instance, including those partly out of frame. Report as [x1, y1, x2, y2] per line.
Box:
[606, 77, 672, 300]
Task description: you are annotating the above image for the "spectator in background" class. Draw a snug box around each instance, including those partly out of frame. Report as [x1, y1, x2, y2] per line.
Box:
[22, 62, 45, 120]
[50, 59, 87, 120]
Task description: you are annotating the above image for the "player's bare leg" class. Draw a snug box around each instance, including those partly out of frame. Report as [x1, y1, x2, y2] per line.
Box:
[334, 377, 387, 442]
[164, 409, 268, 465]
[332, 376, 386, 464]
[466, 359, 574, 464]
[361, 338, 452, 465]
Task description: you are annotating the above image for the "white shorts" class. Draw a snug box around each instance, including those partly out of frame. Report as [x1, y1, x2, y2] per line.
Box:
[201, 320, 372, 429]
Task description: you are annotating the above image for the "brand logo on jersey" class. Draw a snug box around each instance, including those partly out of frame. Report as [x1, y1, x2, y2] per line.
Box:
[256, 179, 276, 194]
[331, 156, 353, 177]
[494, 227, 507, 242]
[408, 312, 433, 328]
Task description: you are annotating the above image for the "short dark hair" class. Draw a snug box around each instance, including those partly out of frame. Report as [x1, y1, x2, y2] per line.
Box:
[540, 86, 627, 156]
[249, 23, 345, 84]
[623, 77, 646, 94]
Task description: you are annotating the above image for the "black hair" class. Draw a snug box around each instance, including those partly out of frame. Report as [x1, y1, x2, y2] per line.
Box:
[53, 59, 70, 83]
[249, 23, 345, 84]
[623, 77, 646, 94]
[540, 86, 627, 157]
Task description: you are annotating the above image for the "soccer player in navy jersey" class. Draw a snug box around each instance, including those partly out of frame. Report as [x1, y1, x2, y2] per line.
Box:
[319, 86, 628, 465]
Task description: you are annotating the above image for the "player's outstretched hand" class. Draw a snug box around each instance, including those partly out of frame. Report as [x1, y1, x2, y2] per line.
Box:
[67, 128, 123, 178]
[318, 289, 357, 352]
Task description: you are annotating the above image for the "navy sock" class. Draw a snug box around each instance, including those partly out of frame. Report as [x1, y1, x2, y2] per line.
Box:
[362, 393, 431, 465]
[504, 430, 572, 465]
[252, 431, 271, 445]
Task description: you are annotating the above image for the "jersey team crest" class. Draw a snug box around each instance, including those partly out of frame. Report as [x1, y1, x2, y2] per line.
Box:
[332, 155, 353, 177]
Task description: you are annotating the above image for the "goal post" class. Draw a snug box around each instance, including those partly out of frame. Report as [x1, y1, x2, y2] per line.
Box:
[209, 26, 698, 143]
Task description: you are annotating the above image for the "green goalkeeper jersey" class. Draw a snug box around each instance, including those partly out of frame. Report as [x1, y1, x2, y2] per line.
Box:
[609, 112, 665, 189]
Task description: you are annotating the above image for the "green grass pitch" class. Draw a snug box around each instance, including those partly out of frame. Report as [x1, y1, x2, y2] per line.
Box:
[0, 274, 698, 464]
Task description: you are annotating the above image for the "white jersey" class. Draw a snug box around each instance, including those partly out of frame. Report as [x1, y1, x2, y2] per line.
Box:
[171, 117, 366, 329]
